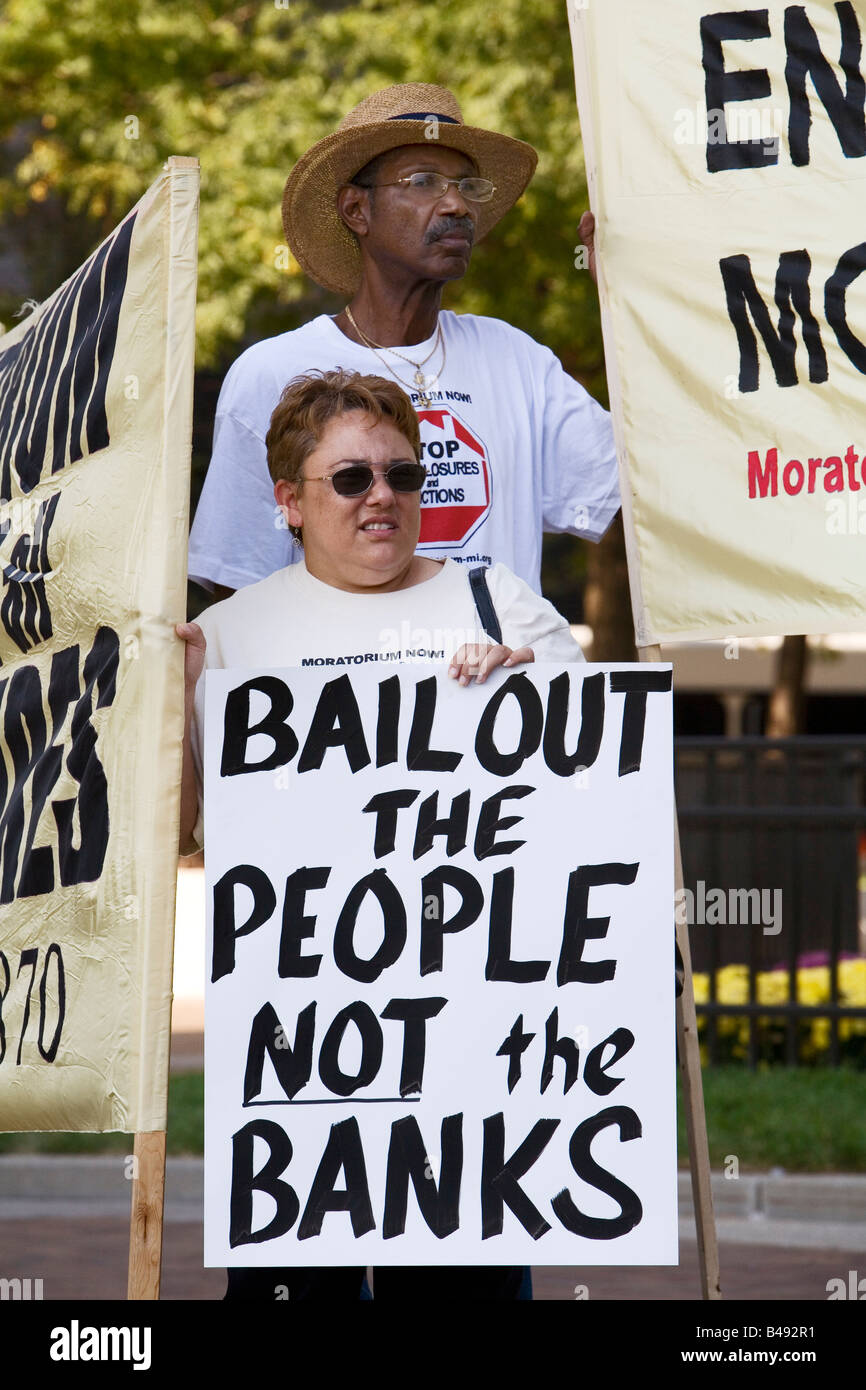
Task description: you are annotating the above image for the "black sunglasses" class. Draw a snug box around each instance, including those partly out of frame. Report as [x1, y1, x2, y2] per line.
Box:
[302, 462, 427, 497]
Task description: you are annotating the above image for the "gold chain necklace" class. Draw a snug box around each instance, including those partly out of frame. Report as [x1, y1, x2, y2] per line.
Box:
[344, 306, 446, 409]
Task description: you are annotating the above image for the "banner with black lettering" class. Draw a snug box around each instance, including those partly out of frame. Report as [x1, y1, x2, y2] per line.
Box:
[0, 159, 198, 1130]
[569, 0, 866, 642]
[203, 663, 676, 1266]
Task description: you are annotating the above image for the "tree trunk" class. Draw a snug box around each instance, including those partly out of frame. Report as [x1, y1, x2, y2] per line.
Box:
[583, 512, 637, 661]
[766, 634, 809, 735]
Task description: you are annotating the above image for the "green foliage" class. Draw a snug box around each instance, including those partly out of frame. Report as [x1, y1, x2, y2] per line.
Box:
[3, 1069, 865, 1171]
[0, 0, 602, 386]
[677, 1066, 866, 1172]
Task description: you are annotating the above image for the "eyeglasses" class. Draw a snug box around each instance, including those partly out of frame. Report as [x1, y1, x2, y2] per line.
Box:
[358, 172, 496, 203]
[301, 462, 427, 497]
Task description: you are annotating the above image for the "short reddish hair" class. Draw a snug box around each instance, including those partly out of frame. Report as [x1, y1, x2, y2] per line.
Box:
[266, 369, 421, 486]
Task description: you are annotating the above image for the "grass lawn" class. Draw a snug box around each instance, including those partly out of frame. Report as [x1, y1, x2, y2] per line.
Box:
[675, 1066, 866, 1172]
[0, 1067, 863, 1171]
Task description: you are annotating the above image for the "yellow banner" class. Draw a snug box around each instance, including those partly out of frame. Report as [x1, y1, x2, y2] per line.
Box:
[569, 1, 866, 642]
[0, 159, 198, 1130]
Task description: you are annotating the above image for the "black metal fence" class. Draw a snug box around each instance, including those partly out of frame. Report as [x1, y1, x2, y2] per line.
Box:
[675, 737, 866, 1067]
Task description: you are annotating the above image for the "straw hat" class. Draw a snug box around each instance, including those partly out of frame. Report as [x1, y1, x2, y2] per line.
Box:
[282, 83, 538, 295]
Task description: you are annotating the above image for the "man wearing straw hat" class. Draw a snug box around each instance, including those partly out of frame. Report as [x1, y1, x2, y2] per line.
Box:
[189, 83, 619, 597]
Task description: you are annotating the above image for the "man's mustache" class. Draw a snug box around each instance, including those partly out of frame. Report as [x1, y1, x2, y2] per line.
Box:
[425, 216, 475, 246]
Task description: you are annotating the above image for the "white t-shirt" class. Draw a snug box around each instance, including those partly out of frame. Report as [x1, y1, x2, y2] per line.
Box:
[188, 312, 619, 594]
[190, 557, 583, 846]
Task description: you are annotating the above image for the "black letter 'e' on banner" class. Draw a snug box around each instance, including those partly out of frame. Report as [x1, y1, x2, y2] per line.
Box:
[212, 864, 276, 982]
[583, 1027, 636, 1097]
[473, 784, 534, 860]
[557, 862, 639, 987]
[298, 1117, 376, 1240]
[701, 9, 777, 171]
[221, 676, 298, 776]
[383, 1113, 463, 1239]
[4, 626, 121, 905]
[278, 866, 329, 978]
[551, 1106, 643, 1240]
[229, 1119, 299, 1247]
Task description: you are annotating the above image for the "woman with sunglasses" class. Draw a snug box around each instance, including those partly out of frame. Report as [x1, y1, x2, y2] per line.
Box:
[176, 369, 583, 1300]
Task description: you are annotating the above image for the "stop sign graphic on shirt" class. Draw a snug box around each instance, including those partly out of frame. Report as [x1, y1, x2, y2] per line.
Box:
[416, 407, 491, 548]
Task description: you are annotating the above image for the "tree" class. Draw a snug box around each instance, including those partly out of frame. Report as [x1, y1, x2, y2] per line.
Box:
[0, 0, 603, 374]
[0, 0, 633, 635]
[767, 635, 809, 735]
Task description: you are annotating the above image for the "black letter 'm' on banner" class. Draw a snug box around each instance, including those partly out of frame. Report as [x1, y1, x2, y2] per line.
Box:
[701, 10, 777, 171]
[719, 252, 828, 393]
[383, 1113, 463, 1239]
[551, 1107, 643, 1240]
[221, 676, 298, 776]
[0, 212, 136, 501]
[229, 1119, 299, 1247]
[785, 2, 866, 167]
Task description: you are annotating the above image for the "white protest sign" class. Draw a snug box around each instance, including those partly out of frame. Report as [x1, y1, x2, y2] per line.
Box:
[203, 663, 676, 1267]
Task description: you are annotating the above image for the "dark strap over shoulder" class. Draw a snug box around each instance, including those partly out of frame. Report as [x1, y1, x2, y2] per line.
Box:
[468, 566, 502, 644]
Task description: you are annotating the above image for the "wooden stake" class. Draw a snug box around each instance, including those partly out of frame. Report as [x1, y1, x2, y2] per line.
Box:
[127, 1130, 166, 1300]
[639, 643, 722, 1299]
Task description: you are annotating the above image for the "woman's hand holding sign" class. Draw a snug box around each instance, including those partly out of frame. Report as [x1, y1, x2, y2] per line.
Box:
[177, 620, 206, 698]
[177, 620, 207, 856]
[448, 643, 535, 686]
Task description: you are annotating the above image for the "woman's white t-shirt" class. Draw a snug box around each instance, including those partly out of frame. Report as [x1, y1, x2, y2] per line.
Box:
[191, 557, 582, 845]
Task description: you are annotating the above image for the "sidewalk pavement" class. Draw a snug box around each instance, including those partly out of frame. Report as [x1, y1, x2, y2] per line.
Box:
[2, 1156, 864, 1249]
[0, 1155, 863, 1301]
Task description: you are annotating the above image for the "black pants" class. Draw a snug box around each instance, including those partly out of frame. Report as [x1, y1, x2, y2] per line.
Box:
[225, 1265, 526, 1301]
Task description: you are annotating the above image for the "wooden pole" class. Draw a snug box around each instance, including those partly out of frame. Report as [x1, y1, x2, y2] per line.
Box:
[127, 1130, 167, 1300]
[125, 154, 199, 1304]
[639, 643, 722, 1300]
